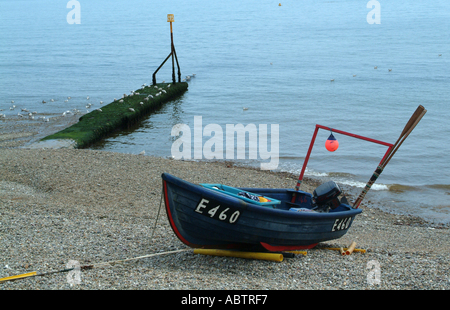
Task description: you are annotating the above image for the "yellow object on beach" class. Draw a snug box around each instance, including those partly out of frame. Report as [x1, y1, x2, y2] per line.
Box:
[285, 250, 307, 256]
[0, 271, 37, 283]
[345, 241, 357, 255]
[324, 247, 366, 254]
[193, 249, 283, 262]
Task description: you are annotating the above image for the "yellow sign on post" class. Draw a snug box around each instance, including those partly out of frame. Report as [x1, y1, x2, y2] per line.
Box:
[167, 14, 174, 22]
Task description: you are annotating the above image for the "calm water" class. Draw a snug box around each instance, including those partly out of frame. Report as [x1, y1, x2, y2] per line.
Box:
[1, 0, 449, 223]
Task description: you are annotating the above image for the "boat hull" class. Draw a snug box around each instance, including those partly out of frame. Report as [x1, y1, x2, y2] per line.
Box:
[162, 173, 362, 251]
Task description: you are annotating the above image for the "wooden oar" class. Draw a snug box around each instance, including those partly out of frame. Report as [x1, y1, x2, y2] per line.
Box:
[353, 105, 427, 208]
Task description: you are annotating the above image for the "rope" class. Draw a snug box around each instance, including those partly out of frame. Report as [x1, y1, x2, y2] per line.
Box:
[0, 190, 188, 284]
[150, 188, 164, 241]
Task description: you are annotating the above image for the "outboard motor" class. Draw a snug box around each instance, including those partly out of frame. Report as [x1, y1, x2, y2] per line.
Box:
[312, 181, 342, 212]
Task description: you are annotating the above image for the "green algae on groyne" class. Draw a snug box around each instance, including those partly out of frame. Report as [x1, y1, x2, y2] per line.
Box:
[41, 82, 188, 149]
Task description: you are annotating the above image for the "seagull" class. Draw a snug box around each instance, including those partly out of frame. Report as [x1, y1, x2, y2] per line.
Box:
[353, 74, 357, 77]
[67, 96, 71, 100]
[42, 100, 46, 103]
[119, 99, 124, 103]
[21, 108, 29, 112]
[18, 113, 23, 118]
[139, 150, 145, 155]
[148, 95, 153, 99]
[11, 100, 14, 103]
[243, 107, 248, 110]
[129, 108, 135, 112]
[100, 101, 103, 104]
[330, 79, 335, 82]
[140, 102, 144, 105]
[388, 69, 392, 72]
[87, 96, 90, 100]
[374, 66, 378, 69]
[51, 99, 54, 102]
[96, 108, 102, 112]
[439, 54, 442, 56]
[162, 90, 167, 93]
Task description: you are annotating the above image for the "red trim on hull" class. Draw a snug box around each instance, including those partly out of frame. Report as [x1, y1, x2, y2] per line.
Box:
[163, 180, 199, 248]
[260, 242, 318, 252]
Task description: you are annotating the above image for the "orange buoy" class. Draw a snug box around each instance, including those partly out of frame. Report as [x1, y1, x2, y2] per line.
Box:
[325, 133, 339, 152]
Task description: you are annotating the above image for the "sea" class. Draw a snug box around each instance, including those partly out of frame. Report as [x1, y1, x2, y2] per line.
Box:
[1, 0, 449, 224]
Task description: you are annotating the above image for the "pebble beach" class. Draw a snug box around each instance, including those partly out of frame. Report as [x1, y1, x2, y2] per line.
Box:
[1, 120, 449, 291]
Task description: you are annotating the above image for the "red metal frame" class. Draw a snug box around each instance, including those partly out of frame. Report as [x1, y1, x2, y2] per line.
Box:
[293, 125, 393, 203]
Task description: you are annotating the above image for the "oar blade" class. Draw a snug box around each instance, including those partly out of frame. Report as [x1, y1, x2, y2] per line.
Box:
[400, 105, 425, 137]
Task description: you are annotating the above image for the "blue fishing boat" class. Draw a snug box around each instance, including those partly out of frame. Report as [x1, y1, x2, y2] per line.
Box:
[162, 173, 362, 251]
[162, 108, 426, 252]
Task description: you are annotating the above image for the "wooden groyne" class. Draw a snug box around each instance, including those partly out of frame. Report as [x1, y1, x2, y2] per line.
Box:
[40, 82, 188, 149]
